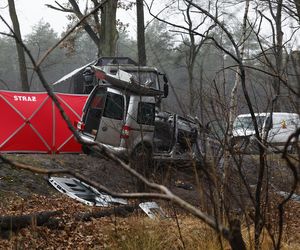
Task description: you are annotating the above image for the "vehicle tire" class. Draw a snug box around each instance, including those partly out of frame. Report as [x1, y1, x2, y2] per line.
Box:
[130, 144, 152, 192]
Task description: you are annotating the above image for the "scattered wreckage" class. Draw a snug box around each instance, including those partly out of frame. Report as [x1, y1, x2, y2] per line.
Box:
[49, 176, 127, 207]
[48, 176, 167, 220]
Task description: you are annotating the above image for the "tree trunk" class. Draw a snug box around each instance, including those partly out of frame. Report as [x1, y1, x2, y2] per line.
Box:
[188, 65, 196, 115]
[222, 0, 249, 246]
[100, 0, 118, 56]
[8, 0, 29, 91]
[294, 0, 300, 22]
[68, 0, 117, 57]
[273, 0, 284, 111]
[227, 0, 250, 137]
[69, 0, 101, 55]
[137, 0, 147, 66]
[224, 0, 250, 197]
[228, 219, 247, 250]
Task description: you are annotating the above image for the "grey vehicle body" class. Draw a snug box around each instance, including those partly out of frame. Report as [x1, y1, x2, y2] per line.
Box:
[76, 73, 202, 164]
[77, 84, 155, 158]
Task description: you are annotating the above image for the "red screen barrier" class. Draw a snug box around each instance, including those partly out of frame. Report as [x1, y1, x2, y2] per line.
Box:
[0, 91, 88, 153]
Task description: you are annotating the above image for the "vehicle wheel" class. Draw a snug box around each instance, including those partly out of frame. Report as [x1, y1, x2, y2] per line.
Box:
[130, 145, 152, 192]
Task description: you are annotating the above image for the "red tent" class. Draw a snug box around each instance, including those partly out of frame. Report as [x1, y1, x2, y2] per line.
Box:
[0, 90, 88, 153]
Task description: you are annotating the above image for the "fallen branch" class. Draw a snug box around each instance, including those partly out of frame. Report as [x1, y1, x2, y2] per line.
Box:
[0, 211, 62, 231]
[0, 205, 137, 239]
[75, 204, 137, 221]
[0, 211, 62, 238]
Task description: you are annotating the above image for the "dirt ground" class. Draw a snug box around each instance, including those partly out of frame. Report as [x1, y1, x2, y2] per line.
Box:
[0, 153, 201, 205]
[0, 153, 299, 249]
[0, 153, 299, 210]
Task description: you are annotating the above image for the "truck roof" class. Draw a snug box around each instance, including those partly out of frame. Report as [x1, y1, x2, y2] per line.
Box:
[94, 67, 164, 97]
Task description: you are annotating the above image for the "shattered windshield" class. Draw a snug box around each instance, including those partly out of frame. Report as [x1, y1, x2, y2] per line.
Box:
[111, 70, 159, 88]
[129, 71, 158, 88]
[233, 115, 266, 131]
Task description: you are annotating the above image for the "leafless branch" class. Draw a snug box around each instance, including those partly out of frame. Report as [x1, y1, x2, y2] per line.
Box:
[0, 18, 235, 244]
[36, 0, 108, 68]
[45, 1, 74, 13]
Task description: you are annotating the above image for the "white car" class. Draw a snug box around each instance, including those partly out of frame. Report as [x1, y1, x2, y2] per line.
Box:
[232, 112, 300, 152]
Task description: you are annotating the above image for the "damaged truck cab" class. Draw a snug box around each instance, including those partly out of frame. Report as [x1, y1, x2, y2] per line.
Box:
[75, 66, 202, 166]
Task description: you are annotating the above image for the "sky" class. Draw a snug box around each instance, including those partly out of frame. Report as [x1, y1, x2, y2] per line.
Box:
[0, 0, 299, 48]
[0, 0, 139, 36]
[0, 0, 67, 35]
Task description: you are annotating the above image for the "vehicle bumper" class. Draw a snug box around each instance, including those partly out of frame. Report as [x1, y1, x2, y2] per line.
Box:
[79, 132, 128, 159]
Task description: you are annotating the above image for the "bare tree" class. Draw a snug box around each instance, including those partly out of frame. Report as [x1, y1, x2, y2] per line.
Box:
[180, 1, 214, 116]
[294, 0, 300, 21]
[8, 0, 29, 91]
[47, 0, 118, 57]
[137, 0, 147, 65]
[99, 0, 118, 56]
[144, 1, 300, 249]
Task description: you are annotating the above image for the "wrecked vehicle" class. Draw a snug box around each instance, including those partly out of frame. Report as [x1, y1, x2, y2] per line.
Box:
[52, 57, 166, 95]
[75, 66, 203, 167]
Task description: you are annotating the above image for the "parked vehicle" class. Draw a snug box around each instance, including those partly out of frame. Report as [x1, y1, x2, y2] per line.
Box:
[75, 67, 202, 166]
[232, 112, 300, 152]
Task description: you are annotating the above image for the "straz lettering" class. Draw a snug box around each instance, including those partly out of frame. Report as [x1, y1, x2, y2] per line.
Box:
[13, 95, 37, 102]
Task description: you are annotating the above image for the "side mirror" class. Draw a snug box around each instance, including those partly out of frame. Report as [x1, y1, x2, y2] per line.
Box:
[163, 83, 169, 98]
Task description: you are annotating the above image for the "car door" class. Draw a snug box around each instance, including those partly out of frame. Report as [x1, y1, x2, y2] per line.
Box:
[82, 86, 106, 136]
[96, 91, 125, 147]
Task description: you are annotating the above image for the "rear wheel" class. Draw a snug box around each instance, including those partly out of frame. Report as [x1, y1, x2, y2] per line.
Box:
[131, 145, 152, 192]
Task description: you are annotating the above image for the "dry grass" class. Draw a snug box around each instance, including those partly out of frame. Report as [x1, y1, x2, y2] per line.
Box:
[1, 207, 299, 249]
[105, 216, 221, 250]
[95, 215, 300, 250]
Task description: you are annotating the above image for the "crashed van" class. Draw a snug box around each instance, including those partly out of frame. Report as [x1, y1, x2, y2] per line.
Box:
[232, 112, 300, 152]
[75, 66, 202, 166]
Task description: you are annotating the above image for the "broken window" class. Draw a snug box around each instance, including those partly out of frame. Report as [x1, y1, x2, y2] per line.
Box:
[103, 93, 124, 120]
[137, 102, 155, 125]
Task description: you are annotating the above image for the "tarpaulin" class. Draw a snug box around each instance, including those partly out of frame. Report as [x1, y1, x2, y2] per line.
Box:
[0, 90, 88, 153]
